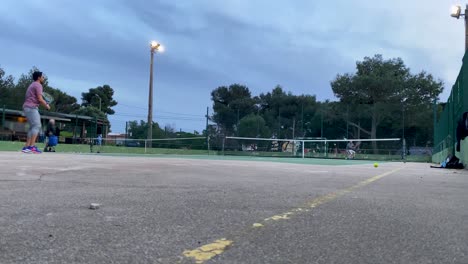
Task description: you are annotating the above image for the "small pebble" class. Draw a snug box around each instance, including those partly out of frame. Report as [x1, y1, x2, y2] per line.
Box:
[89, 203, 101, 210]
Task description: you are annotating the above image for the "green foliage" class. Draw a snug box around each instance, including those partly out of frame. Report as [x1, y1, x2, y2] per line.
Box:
[81, 85, 118, 115]
[0, 66, 15, 108]
[238, 114, 270, 138]
[209, 55, 443, 151]
[45, 87, 80, 113]
[331, 54, 443, 141]
[72, 106, 107, 120]
[211, 84, 257, 135]
[0, 66, 83, 114]
[127, 120, 164, 139]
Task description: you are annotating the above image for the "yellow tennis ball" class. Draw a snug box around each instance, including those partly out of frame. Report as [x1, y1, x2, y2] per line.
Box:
[374, 163, 379, 168]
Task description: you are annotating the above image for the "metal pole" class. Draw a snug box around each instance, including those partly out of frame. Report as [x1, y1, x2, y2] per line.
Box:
[402, 106, 405, 141]
[222, 137, 225, 156]
[278, 108, 281, 138]
[346, 105, 349, 138]
[465, 4, 468, 51]
[256, 108, 260, 137]
[2, 105, 5, 128]
[292, 117, 295, 139]
[402, 104, 406, 160]
[147, 49, 155, 145]
[301, 103, 304, 137]
[73, 114, 78, 144]
[93, 95, 101, 111]
[320, 109, 323, 138]
[237, 108, 240, 136]
[206, 107, 209, 154]
[433, 99, 437, 153]
[125, 121, 128, 140]
[302, 140, 305, 158]
[325, 140, 328, 158]
[94, 117, 98, 139]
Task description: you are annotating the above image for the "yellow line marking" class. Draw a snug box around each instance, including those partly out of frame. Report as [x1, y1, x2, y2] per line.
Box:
[183, 239, 233, 264]
[182, 167, 402, 263]
[265, 212, 294, 221]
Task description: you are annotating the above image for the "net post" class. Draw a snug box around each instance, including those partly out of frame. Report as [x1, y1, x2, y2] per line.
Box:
[302, 140, 305, 158]
[145, 140, 147, 154]
[402, 138, 406, 162]
[222, 136, 225, 156]
[325, 140, 328, 158]
[206, 107, 209, 155]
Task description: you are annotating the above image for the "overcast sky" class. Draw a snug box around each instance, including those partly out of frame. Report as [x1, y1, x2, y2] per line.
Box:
[0, 0, 464, 133]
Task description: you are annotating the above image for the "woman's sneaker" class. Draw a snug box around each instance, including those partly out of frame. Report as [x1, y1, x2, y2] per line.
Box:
[29, 146, 42, 154]
[21, 147, 31, 153]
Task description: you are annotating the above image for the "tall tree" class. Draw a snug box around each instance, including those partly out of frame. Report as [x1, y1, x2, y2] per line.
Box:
[238, 114, 270, 138]
[259, 86, 288, 138]
[127, 120, 165, 139]
[0, 67, 15, 108]
[81, 85, 118, 115]
[45, 87, 80, 114]
[127, 120, 148, 139]
[7, 67, 49, 110]
[259, 86, 319, 138]
[401, 72, 443, 146]
[331, 54, 443, 151]
[72, 106, 107, 120]
[5, 67, 80, 113]
[211, 84, 256, 135]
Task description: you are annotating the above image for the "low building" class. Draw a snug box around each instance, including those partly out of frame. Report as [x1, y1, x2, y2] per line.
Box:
[0, 107, 109, 143]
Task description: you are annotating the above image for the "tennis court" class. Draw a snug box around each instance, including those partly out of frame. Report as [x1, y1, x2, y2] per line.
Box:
[1, 151, 467, 263]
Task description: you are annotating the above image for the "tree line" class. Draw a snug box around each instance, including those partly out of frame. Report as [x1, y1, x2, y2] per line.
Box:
[208, 55, 444, 148]
[0, 66, 117, 128]
[1, 54, 445, 148]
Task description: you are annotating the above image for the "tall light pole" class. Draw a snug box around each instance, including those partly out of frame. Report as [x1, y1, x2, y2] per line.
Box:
[451, 4, 468, 51]
[94, 94, 101, 111]
[148, 40, 164, 144]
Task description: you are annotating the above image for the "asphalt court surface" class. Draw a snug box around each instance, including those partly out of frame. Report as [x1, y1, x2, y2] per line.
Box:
[0, 152, 467, 263]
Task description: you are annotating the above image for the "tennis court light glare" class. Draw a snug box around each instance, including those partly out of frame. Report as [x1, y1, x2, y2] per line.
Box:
[451, 5, 462, 18]
[150, 41, 163, 52]
[158, 45, 165, 53]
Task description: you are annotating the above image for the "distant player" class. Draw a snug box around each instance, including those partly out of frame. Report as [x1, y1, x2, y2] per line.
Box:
[346, 141, 356, 159]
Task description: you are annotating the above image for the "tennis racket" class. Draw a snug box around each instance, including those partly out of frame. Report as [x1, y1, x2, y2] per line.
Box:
[42, 92, 54, 104]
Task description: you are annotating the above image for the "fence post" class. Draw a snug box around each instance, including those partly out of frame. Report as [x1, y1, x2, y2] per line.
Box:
[73, 115, 78, 144]
[433, 99, 437, 154]
[94, 116, 98, 139]
[2, 105, 5, 128]
[222, 137, 225, 156]
[206, 107, 209, 154]
[325, 140, 328, 158]
[302, 140, 305, 159]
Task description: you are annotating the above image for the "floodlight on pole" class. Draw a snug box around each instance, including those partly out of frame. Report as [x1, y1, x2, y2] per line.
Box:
[450, 4, 468, 51]
[147, 40, 163, 145]
[451, 5, 462, 18]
